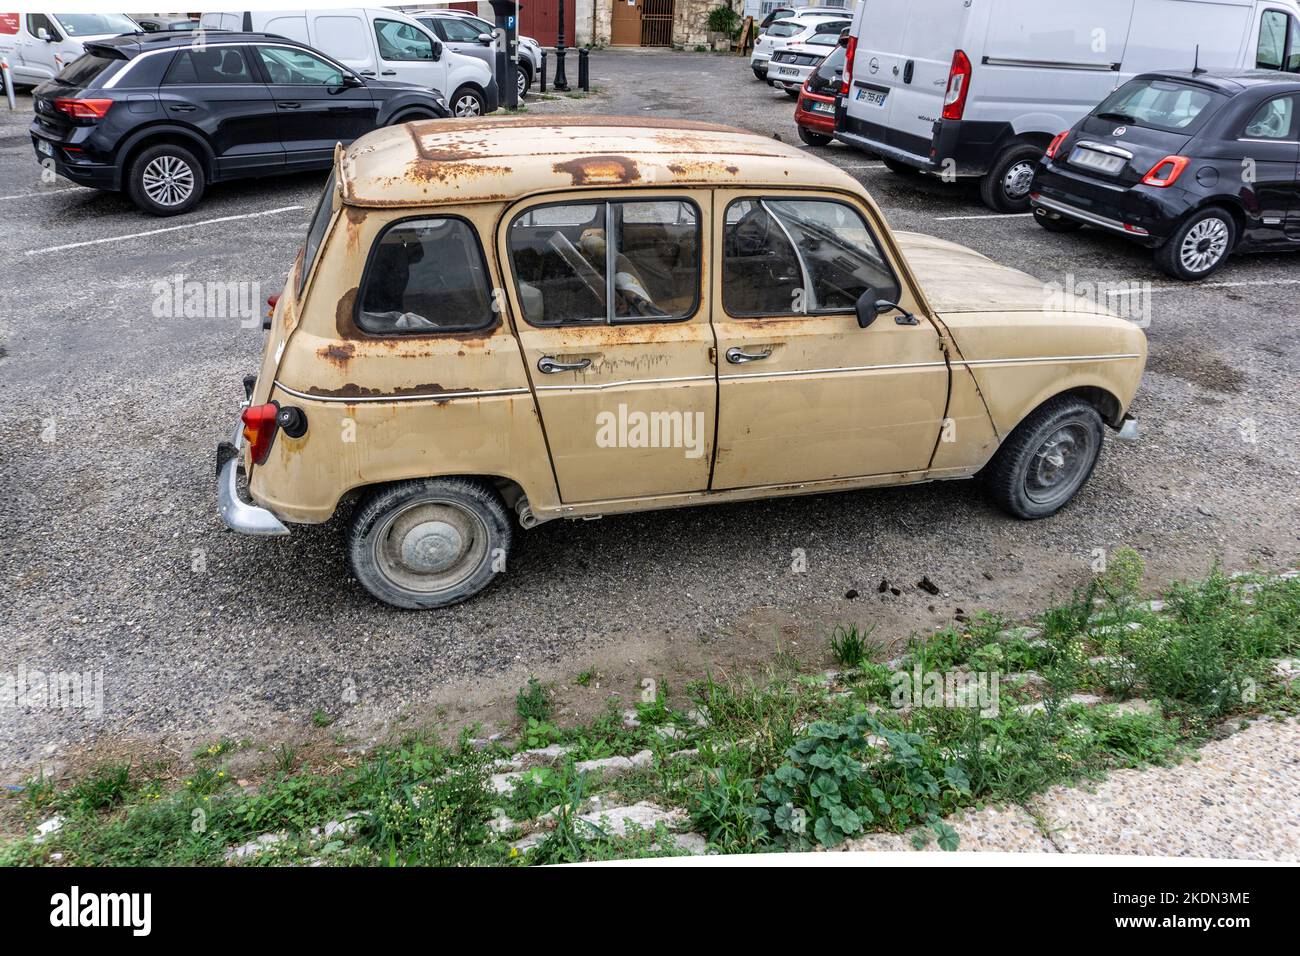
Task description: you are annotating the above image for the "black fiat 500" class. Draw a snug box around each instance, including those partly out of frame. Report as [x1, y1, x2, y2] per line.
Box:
[1030, 71, 1300, 280]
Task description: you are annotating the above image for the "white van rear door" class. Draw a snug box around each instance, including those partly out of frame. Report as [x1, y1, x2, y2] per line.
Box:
[889, 1, 972, 146]
[844, 0, 912, 136]
[309, 11, 375, 76]
[260, 14, 311, 44]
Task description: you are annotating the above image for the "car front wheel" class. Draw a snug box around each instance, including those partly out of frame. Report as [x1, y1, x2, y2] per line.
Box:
[127, 143, 205, 216]
[450, 85, 486, 117]
[1154, 207, 1235, 281]
[348, 478, 512, 609]
[516, 64, 532, 99]
[982, 396, 1105, 519]
[979, 144, 1042, 213]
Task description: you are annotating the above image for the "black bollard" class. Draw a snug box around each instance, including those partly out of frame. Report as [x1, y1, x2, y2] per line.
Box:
[578, 48, 589, 92]
[540, 50, 547, 94]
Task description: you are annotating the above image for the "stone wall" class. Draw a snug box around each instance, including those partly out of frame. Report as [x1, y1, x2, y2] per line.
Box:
[586, 0, 741, 48]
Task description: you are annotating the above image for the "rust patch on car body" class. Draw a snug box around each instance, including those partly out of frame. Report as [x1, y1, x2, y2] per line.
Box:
[666, 160, 740, 177]
[318, 342, 356, 368]
[305, 382, 479, 402]
[553, 155, 641, 186]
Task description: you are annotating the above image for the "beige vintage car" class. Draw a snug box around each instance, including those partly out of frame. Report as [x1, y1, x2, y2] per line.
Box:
[217, 116, 1146, 609]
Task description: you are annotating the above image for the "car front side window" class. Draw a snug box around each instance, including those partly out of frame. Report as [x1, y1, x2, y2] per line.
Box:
[1243, 94, 1298, 139]
[357, 217, 496, 335]
[374, 19, 435, 61]
[1258, 10, 1288, 69]
[723, 197, 900, 317]
[255, 46, 345, 86]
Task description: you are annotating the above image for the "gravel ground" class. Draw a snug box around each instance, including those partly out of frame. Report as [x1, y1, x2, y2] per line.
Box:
[1, 51, 1298, 773]
[845, 718, 1300, 860]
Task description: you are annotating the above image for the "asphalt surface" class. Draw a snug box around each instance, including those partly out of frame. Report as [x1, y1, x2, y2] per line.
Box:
[2, 51, 1298, 771]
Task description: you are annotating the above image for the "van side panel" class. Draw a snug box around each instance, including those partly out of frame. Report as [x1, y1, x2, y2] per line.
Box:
[1121, 0, 1252, 75]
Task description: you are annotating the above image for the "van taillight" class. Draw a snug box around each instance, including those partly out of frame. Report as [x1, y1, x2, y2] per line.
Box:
[53, 97, 113, 120]
[241, 403, 279, 465]
[941, 50, 971, 121]
[1045, 130, 1070, 159]
[1141, 155, 1189, 187]
[841, 35, 857, 97]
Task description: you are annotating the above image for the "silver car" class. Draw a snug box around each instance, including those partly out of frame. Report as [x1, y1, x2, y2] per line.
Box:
[413, 9, 543, 99]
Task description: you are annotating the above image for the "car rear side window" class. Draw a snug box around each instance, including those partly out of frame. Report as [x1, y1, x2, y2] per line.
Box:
[1243, 94, 1298, 139]
[1094, 78, 1224, 134]
[164, 47, 256, 84]
[357, 218, 495, 335]
[508, 200, 701, 327]
[1255, 10, 1299, 71]
[723, 198, 900, 317]
[58, 52, 120, 86]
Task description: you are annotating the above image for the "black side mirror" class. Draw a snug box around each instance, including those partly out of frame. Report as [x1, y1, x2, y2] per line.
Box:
[855, 288, 891, 328]
[431, 39, 442, 61]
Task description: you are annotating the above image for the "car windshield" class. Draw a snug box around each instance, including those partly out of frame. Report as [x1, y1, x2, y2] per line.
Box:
[1094, 78, 1226, 133]
[54, 13, 138, 36]
[808, 46, 845, 90]
[57, 51, 120, 85]
[807, 33, 839, 46]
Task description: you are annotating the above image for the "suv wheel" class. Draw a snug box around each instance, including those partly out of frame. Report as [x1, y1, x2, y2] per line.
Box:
[982, 396, 1105, 519]
[348, 478, 512, 609]
[752, 65, 766, 80]
[450, 86, 485, 117]
[979, 144, 1042, 213]
[128, 143, 205, 216]
[1155, 207, 1235, 281]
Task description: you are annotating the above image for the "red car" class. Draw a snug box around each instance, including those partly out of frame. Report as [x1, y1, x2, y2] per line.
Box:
[793, 41, 846, 147]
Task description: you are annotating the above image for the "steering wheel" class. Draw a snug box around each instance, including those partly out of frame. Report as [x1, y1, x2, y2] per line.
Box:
[267, 60, 290, 84]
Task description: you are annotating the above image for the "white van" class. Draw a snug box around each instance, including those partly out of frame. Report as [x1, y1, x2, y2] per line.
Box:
[837, 0, 1300, 210]
[0, 12, 139, 87]
[199, 8, 498, 115]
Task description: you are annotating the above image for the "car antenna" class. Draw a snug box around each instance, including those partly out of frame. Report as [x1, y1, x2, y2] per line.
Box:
[1192, 44, 1205, 75]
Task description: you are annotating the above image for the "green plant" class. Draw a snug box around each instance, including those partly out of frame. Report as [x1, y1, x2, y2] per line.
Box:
[574, 669, 597, 687]
[64, 763, 133, 814]
[516, 678, 552, 723]
[829, 624, 871, 668]
[688, 763, 769, 851]
[271, 743, 298, 774]
[706, 4, 741, 37]
[311, 710, 335, 728]
[522, 717, 560, 749]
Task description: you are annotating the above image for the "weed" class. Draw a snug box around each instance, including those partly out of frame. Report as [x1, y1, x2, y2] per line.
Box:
[829, 624, 871, 668]
[516, 678, 552, 723]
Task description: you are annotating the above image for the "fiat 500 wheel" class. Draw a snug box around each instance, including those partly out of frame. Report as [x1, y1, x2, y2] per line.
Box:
[983, 397, 1106, 519]
[1155, 207, 1236, 281]
[348, 478, 512, 609]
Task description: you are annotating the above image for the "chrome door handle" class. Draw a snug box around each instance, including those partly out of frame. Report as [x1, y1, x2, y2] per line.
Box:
[726, 346, 772, 364]
[538, 355, 592, 374]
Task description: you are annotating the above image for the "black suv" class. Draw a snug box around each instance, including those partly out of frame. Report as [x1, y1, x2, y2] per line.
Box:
[30, 31, 451, 216]
[1030, 70, 1300, 280]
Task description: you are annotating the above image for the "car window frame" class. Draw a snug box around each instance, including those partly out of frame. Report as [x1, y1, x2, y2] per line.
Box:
[354, 213, 498, 337]
[163, 45, 260, 86]
[506, 195, 704, 329]
[1239, 91, 1300, 141]
[721, 194, 903, 320]
[252, 43, 352, 87]
[373, 17, 438, 63]
[1257, 8, 1297, 71]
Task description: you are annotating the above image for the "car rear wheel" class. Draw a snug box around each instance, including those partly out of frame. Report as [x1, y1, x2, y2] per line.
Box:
[127, 143, 205, 217]
[752, 66, 766, 80]
[348, 478, 512, 609]
[979, 144, 1042, 213]
[798, 126, 833, 147]
[450, 85, 486, 117]
[982, 396, 1105, 519]
[1155, 207, 1235, 281]
[516, 63, 532, 99]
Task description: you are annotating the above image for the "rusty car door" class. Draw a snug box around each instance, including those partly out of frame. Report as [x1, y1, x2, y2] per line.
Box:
[708, 189, 949, 489]
[500, 192, 718, 504]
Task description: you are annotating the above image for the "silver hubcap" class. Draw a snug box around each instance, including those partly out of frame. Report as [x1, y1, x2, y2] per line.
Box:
[1026, 423, 1094, 507]
[1002, 160, 1036, 200]
[454, 95, 481, 116]
[141, 155, 194, 207]
[1179, 218, 1229, 273]
[373, 499, 488, 595]
[516, 71, 527, 97]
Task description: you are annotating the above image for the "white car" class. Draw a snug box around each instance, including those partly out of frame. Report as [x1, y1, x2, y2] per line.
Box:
[0, 12, 139, 87]
[411, 8, 542, 99]
[767, 31, 842, 97]
[200, 8, 499, 115]
[750, 13, 850, 80]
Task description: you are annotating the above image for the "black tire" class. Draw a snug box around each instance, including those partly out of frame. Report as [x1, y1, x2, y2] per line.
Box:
[784, 88, 800, 99]
[348, 478, 512, 610]
[1034, 210, 1084, 233]
[798, 126, 833, 147]
[882, 157, 922, 177]
[979, 143, 1043, 213]
[752, 66, 767, 80]
[516, 62, 532, 99]
[126, 143, 205, 217]
[1154, 206, 1236, 281]
[387, 109, 437, 126]
[449, 85, 486, 117]
[982, 396, 1105, 519]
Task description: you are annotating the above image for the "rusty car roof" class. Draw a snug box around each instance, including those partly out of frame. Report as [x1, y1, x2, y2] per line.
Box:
[338, 115, 863, 206]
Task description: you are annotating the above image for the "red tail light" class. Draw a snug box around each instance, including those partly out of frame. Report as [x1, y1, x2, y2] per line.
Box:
[841, 35, 857, 97]
[241, 403, 279, 465]
[941, 50, 971, 121]
[1141, 155, 1189, 187]
[266, 292, 280, 319]
[1045, 130, 1070, 159]
[53, 97, 113, 120]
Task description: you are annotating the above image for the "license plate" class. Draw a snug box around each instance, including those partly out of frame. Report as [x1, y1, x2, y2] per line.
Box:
[778, 66, 799, 76]
[1069, 146, 1124, 175]
[812, 101, 835, 114]
[854, 87, 887, 107]
[36, 138, 53, 157]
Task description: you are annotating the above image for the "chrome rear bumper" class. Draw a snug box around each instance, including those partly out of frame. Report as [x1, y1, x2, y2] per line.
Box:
[217, 425, 290, 536]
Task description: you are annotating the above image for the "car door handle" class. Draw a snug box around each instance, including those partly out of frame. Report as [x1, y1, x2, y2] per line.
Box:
[538, 356, 591, 374]
[168, 104, 196, 112]
[278, 101, 301, 109]
[726, 347, 772, 364]
[380, 70, 397, 76]
[358, 69, 376, 76]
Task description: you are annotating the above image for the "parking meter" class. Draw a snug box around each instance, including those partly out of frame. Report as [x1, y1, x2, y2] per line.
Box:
[488, 0, 519, 109]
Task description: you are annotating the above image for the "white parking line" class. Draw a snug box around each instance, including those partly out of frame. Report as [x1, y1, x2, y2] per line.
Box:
[933, 212, 1035, 221]
[1107, 279, 1300, 296]
[24, 205, 305, 255]
[0, 187, 92, 201]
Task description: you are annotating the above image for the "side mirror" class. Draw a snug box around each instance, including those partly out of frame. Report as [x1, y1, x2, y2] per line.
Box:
[37, 27, 51, 41]
[477, 32, 494, 45]
[339, 72, 363, 88]
[855, 288, 891, 328]
[431, 39, 442, 61]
